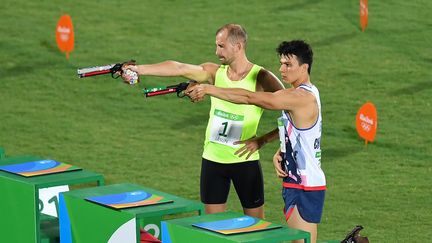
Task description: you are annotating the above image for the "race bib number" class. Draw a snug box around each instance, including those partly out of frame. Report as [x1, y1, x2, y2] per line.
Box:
[209, 109, 244, 147]
[39, 185, 69, 217]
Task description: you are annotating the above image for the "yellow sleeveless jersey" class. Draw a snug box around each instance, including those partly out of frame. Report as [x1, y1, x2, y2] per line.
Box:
[202, 64, 264, 163]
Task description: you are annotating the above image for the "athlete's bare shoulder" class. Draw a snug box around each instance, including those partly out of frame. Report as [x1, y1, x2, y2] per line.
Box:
[256, 68, 284, 92]
[200, 62, 220, 84]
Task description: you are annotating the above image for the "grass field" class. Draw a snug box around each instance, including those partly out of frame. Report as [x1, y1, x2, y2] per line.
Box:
[1, 0, 431, 242]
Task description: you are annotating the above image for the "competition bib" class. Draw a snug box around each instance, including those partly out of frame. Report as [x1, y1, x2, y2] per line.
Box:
[209, 109, 244, 147]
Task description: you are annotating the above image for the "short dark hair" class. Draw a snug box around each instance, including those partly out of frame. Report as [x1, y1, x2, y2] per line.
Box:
[216, 24, 248, 47]
[276, 40, 313, 74]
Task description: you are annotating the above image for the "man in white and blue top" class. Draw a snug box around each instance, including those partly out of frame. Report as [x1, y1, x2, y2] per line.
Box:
[187, 40, 326, 243]
[278, 83, 325, 191]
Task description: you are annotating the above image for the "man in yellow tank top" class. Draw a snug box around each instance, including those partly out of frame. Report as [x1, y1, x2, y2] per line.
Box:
[121, 24, 283, 218]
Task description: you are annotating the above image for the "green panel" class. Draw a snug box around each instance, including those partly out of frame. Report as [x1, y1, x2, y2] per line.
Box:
[64, 194, 134, 242]
[62, 183, 203, 242]
[0, 175, 37, 243]
[166, 222, 234, 243]
[0, 156, 104, 243]
[0, 147, 4, 159]
[139, 212, 201, 240]
[63, 183, 203, 220]
[163, 212, 311, 243]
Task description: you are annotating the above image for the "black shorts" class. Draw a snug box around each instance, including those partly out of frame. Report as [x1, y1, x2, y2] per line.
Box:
[200, 158, 264, 209]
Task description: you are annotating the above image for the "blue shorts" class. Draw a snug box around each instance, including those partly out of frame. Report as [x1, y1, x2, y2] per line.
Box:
[282, 187, 325, 224]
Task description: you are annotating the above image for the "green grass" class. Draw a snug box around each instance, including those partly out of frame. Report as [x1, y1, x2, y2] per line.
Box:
[1, 0, 431, 242]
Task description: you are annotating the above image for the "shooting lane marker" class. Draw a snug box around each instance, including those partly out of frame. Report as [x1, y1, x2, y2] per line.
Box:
[56, 14, 74, 59]
[356, 102, 377, 146]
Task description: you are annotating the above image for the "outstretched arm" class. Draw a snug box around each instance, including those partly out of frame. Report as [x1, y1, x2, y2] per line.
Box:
[123, 61, 219, 84]
[187, 84, 310, 111]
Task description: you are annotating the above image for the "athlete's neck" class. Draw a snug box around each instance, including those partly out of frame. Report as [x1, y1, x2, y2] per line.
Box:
[227, 58, 253, 81]
[292, 76, 311, 88]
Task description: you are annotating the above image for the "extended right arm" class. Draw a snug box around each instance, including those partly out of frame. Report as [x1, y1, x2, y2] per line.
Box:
[125, 61, 219, 84]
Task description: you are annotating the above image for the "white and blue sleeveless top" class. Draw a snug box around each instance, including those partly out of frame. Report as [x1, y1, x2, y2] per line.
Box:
[277, 84, 326, 190]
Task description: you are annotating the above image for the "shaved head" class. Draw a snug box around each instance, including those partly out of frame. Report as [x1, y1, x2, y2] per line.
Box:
[216, 24, 248, 48]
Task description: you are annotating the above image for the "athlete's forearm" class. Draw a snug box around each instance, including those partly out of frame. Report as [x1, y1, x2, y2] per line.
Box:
[205, 85, 255, 104]
[257, 128, 279, 147]
[135, 61, 210, 82]
[135, 61, 184, 76]
[204, 85, 283, 110]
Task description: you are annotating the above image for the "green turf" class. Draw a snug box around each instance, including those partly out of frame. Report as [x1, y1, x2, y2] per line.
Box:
[1, 0, 431, 242]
